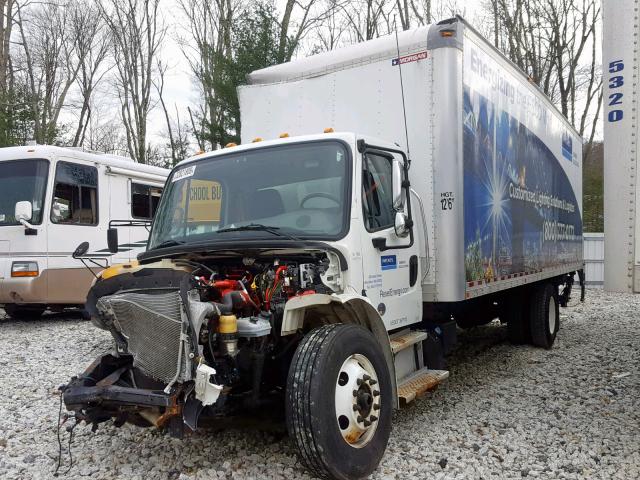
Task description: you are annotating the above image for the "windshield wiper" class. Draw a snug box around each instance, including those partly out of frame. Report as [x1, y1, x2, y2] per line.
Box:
[217, 223, 303, 242]
[151, 239, 186, 250]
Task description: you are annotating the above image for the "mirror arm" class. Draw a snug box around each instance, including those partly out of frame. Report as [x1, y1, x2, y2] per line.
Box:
[78, 258, 99, 280]
[18, 218, 36, 230]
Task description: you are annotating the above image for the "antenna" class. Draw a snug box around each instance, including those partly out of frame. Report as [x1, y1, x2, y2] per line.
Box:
[394, 18, 411, 161]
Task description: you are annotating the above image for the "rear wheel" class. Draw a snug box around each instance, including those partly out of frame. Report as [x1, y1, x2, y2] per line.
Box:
[286, 324, 392, 480]
[3, 304, 45, 319]
[529, 283, 559, 349]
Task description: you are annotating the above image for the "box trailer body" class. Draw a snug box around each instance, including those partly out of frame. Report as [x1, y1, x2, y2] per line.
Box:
[602, 0, 640, 293]
[239, 17, 583, 305]
[61, 18, 584, 480]
[0, 145, 168, 317]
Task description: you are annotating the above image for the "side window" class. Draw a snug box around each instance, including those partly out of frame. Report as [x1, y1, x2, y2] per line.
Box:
[131, 182, 163, 219]
[362, 153, 394, 231]
[51, 161, 98, 225]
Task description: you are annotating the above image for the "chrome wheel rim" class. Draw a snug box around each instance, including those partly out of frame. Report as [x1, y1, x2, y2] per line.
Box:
[334, 353, 381, 448]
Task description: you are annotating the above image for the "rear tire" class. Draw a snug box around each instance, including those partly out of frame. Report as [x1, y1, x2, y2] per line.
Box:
[3, 304, 45, 319]
[503, 289, 531, 345]
[529, 283, 559, 349]
[286, 324, 392, 480]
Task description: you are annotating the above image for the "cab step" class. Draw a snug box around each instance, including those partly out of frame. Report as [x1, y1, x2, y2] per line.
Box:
[397, 368, 449, 405]
[390, 330, 428, 354]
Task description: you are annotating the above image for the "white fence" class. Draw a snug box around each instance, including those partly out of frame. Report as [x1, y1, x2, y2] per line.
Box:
[583, 233, 604, 287]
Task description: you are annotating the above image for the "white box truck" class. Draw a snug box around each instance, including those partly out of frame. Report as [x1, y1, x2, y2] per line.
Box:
[62, 17, 584, 479]
[0, 145, 168, 318]
[602, 0, 640, 293]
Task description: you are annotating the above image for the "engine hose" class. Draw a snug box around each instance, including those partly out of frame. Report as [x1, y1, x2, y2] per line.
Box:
[213, 291, 245, 315]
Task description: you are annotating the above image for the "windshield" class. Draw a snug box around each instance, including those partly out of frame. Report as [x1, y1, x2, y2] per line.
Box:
[0, 159, 49, 226]
[149, 141, 350, 249]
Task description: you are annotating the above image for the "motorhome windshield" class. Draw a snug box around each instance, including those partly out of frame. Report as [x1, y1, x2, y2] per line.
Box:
[148, 141, 350, 249]
[0, 159, 49, 226]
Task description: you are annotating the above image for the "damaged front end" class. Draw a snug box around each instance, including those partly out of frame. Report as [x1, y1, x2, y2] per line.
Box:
[62, 254, 334, 437]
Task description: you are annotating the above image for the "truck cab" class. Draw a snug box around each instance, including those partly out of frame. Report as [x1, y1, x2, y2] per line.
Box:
[63, 132, 447, 479]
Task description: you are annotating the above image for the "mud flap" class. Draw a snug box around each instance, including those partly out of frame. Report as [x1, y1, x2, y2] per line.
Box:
[183, 397, 205, 431]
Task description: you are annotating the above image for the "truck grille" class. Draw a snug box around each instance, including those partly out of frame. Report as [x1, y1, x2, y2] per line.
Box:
[97, 290, 188, 384]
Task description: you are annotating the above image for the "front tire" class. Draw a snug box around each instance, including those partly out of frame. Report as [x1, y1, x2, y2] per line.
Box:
[286, 324, 392, 480]
[529, 283, 560, 349]
[3, 304, 45, 319]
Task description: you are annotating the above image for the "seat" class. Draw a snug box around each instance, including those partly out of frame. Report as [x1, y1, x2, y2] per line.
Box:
[249, 189, 284, 219]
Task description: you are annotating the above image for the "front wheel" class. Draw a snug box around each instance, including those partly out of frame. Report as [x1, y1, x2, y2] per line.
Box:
[286, 324, 392, 480]
[3, 304, 45, 319]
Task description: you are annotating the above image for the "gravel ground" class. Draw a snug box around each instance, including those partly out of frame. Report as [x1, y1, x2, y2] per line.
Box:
[0, 288, 638, 480]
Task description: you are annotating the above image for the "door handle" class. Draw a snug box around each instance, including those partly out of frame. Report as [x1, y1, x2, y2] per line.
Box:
[409, 255, 418, 286]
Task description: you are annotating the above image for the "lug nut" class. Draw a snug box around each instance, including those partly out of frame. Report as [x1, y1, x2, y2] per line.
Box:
[353, 405, 359, 411]
[373, 390, 380, 397]
[363, 419, 372, 427]
[369, 379, 377, 385]
[357, 415, 363, 423]
[356, 378, 363, 386]
[352, 389, 358, 397]
[373, 403, 381, 410]
[370, 415, 378, 421]
[363, 374, 371, 381]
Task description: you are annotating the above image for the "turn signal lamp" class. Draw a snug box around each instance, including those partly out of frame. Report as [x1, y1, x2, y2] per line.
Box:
[225, 142, 237, 148]
[440, 29, 455, 37]
[279, 132, 290, 138]
[11, 261, 38, 277]
[252, 137, 263, 143]
[195, 149, 205, 155]
[323, 127, 334, 133]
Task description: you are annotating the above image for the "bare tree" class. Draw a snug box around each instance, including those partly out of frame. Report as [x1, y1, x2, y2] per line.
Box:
[0, 0, 15, 97]
[177, 0, 238, 151]
[484, 0, 602, 155]
[83, 98, 128, 155]
[69, 1, 112, 147]
[154, 60, 188, 165]
[100, 0, 165, 163]
[15, 0, 81, 143]
[277, 0, 330, 61]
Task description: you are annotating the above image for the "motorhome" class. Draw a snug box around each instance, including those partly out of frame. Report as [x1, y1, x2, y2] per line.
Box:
[62, 17, 583, 479]
[0, 145, 168, 318]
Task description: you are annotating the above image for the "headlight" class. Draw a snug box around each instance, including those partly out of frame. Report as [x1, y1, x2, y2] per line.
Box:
[11, 261, 39, 277]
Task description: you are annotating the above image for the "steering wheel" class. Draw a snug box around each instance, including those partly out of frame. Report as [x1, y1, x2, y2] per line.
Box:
[300, 192, 341, 208]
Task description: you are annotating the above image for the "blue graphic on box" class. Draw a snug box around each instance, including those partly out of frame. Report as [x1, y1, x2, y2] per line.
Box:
[381, 255, 397, 271]
[561, 131, 573, 161]
[462, 86, 582, 283]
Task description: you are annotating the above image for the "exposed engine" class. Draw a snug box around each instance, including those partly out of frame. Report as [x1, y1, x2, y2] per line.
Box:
[64, 253, 339, 434]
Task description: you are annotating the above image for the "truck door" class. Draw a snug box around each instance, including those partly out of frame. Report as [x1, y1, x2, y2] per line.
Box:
[358, 148, 423, 330]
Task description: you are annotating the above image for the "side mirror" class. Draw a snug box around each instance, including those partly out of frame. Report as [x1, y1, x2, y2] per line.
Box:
[15, 201, 33, 222]
[391, 159, 405, 211]
[72, 241, 89, 258]
[394, 211, 410, 238]
[107, 228, 119, 254]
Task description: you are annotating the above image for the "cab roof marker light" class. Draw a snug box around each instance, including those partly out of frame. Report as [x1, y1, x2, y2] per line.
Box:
[252, 137, 263, 143]
[225, 142, 237, 148]
[323, 127, 334, 133]
[279, 133, 290, 138]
